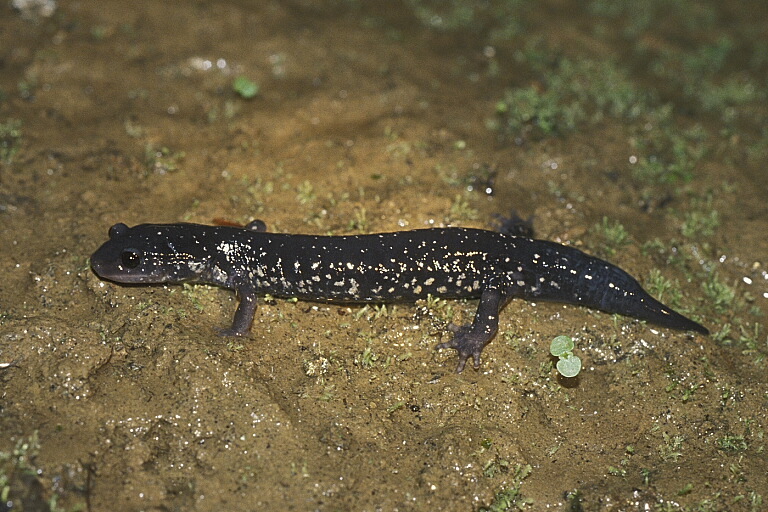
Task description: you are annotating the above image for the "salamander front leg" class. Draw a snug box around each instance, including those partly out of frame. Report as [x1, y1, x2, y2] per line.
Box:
[217, 287, 257, 336]
[436, 288, 506, 373]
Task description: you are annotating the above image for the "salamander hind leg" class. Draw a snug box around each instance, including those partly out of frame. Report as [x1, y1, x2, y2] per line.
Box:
[436, 288, 506, 373]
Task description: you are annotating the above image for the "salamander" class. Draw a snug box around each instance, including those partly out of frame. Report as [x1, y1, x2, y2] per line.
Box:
[90, 221, 709, 372]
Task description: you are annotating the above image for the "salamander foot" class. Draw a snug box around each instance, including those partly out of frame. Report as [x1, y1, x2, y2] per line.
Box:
[436, 323, 493, 373]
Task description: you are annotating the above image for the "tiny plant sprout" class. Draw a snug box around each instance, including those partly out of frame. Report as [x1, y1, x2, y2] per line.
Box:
[233, 76, 260, 99]
[550, 335, 582, 378]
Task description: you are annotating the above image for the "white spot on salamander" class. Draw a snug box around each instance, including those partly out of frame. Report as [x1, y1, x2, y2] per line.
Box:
[217, 241, 236, 258]
[212, 265, 228, 284]
[187, 261, 205, 273]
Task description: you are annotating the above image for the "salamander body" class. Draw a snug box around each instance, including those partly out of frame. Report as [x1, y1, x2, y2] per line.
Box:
[91, 221, 708, 372]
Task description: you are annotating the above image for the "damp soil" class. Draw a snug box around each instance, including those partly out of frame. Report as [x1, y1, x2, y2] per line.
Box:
[1, 1, 767, 510]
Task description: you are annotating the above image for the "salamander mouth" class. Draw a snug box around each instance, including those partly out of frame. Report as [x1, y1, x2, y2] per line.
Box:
[90, 259, 153, 284]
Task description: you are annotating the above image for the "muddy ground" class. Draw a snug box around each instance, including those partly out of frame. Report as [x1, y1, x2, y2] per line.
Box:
[1, 0, 766, 510]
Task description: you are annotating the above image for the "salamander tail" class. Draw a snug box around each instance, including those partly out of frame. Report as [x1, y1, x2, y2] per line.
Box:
[529, 242, 710, 335]
[624, 294, 709, 335]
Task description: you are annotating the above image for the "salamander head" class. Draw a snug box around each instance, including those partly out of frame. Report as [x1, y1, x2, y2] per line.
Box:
[91, 223, 210, 284]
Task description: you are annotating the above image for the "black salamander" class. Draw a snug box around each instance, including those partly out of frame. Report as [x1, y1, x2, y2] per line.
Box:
[91, 221, 709, 372]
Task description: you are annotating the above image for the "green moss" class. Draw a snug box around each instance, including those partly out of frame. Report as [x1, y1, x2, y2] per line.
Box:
[479, 463, 533, 511]
[493, 57, 648, 139]
[647, 36, 764, 112]
[356, 346, 379, 368]
[681, 209, 720, 239]
[495, 86, 577, 137]
[588, 217, 630, 258]
[589, 0, 717, 37]
[347, 207, 370, 232]
[232, 76, 260, 99]
[407, 0, 474, 30]
[0, 119, 22, 164]
[607, 465, 627, 478]
[645, 269, 683, 309]
[0, 432, 84, 511]
[418, 293, 456, 326]
[144, 144, 185, 175]
[717, 434, 748, 453]
[405, 0, 527, 39]
[629, 109, 707, 185]
[701, 273, 736, 315]
[658, 432, 685, 462]
[448, 193, 479, 222]
[295, 180, 316, 204]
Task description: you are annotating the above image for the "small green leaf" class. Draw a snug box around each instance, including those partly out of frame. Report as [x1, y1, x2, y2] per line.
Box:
[556, 354, 582, 378]
[550, 335, 574, 357]
[233, 76, 260, 99]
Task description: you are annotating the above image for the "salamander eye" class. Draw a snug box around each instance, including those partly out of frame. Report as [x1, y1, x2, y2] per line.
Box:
[120, 249, 141, 269]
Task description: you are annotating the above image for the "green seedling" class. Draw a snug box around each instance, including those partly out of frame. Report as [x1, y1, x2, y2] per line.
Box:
[550, 335, 582, 377]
